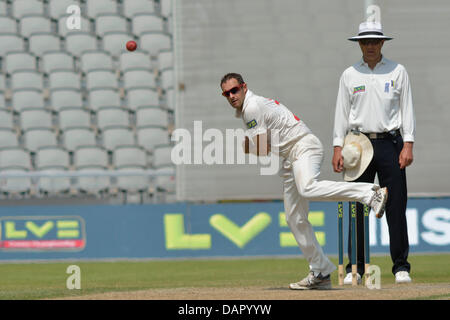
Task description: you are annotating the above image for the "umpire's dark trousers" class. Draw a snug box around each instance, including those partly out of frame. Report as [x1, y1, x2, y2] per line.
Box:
[345, 133, 411, 276]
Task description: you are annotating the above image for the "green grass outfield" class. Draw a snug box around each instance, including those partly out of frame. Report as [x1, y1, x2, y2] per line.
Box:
[0, 253, 449, 300]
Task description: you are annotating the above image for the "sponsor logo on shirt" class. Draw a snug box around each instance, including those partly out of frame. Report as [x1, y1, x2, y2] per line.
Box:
[353, 85, 365, 94]
[246, 119, 257, 129]
[385, 82, 390, 93]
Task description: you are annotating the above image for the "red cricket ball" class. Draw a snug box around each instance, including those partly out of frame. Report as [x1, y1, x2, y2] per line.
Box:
[126, 40, 137, 51]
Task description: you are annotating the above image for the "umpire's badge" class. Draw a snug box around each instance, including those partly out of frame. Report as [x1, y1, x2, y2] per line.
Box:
[246, 119, 257, 129]
[353, 85, 365, 94]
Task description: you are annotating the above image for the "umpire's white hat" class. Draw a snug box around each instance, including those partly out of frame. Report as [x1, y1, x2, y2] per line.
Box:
[342, 132, 374, 181]
[348, 21, 393, 41]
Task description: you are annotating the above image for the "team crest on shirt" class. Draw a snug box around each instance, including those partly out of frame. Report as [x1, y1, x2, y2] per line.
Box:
[353, 85, 365, 94]
[246, 119, 257, 129]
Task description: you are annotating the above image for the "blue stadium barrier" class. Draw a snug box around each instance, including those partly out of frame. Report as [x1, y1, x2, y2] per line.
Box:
[0, 198, 449, 261]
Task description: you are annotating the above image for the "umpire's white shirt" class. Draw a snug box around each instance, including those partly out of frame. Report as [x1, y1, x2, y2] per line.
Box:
[333, 56, 416, 147]
[240, 90, 311, 158]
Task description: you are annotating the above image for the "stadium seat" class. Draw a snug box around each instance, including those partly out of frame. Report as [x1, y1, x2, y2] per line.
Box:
[50, 88, 83, 111]
[0, 146, 33, 195]
[19, 15, 52, 38]
[49, 0, 81, 20]
[73, 148, 110, 193]
[50, 88, 84, 111]
[75, 167, 110, 194]
[160, 68, 174, 90]
[0, 109, 14, 130]
[123, 0, 155, 18]
[48, 70, 81, 90]
[65, 32, 98, 57]
[73, 148, 109, 195]
[35, 147, 72, 194]
[96, 107, 130, 130]
[154, 166, 175, 192]
[12, 0, 44, 19]
[35, 146, 70, 169]
[0, 93, 5, 109]
[19, 108, 53, 131]
[0, 33, 25, 56]
[12, 89, 45, 111]
[11, 70, 44, 91]
[0, 15, 18, 33]
[113, 145, 147, 168]
[96, 14, 128, 37]
[0, 147, 32, 169]
[86, 69, 118, 90]
[152, 144, 172, 167]
[115, 166, 149, 194]
[102, 31, 134, 57]
[41, 51, 75, 74]
[58, 108, 91, 130]
[88, 88, 121, 111]
[101, 126, 135, 151]
[139, 31, 171, 57]
[160, 0, 172, 18]
[123, 69, 156, 90]
[4, 52, 37, 75]
[86, 0, 118, 19]
[126, 88, 159, 111]
[23, 128, 58, 152]
[136, 126, 169, 152]
[80, 50, 114, 74]
[135, 106, 168, 128]
[123, 70, 156, 90]
[36, 167, 72, 195]
[74, 146, 109, 168]
[29, 33, 61, 57]
[165, 87, 175, 111]
[132, 13, 164, 36]
[0, 129, 19, 149]
[61, 127, 97, 152]
[119, 51, 152, 71]
[0, 92, 6, 109]
[157, 49, 173, 71]
[0, 168, 32, 196]
[58, 15, 91, 37]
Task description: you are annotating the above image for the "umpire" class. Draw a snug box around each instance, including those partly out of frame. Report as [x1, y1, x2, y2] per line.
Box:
[332, 22, 415, 284]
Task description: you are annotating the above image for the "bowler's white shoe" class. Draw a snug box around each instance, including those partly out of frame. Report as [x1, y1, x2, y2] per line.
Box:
[289, 272, 332, 290]
[370, 187, 388, 218]
[395, 271, 412, 283]
[343, 272, 362, 285]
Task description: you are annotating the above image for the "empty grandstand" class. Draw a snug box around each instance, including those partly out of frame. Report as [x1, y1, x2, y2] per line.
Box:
[0, 0, 175, 204]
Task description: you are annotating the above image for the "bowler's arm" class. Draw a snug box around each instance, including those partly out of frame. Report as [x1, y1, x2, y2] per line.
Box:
[244, 133, 271, 156]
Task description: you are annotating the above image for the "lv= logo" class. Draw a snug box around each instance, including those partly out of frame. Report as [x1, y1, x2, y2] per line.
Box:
[210, 213, 271, 248]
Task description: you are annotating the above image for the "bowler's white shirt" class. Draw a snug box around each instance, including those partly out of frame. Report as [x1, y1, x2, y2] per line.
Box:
[333, 56, 415, 147]
[240, 90, 311, 158]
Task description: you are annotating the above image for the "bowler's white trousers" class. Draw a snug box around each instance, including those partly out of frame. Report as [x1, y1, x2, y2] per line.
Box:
[279, 134, 377, 276]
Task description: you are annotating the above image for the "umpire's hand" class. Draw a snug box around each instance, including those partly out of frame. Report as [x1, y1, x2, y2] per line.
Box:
[399, 142, 414, 169]
[332, 146, 344, 173]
